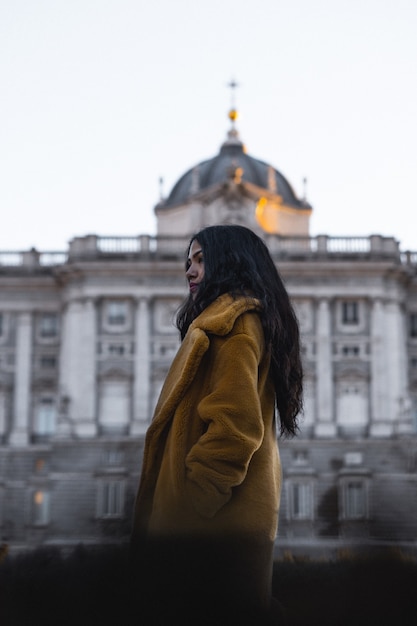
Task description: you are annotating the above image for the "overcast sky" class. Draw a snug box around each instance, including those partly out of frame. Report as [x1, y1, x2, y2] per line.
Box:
[1, 0, 416, 252]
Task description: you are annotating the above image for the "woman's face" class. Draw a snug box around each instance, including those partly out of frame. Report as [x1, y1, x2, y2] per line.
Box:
[186, 239, 205, 300]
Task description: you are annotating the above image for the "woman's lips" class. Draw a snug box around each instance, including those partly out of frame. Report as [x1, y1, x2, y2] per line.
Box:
[189, 282, 199, 293]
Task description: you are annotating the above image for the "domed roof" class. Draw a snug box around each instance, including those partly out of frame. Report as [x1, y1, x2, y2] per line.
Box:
[158, 125, 309, 211]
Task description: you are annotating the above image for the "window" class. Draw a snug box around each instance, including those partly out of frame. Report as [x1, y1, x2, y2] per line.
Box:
[410, 313, 417, 338]
[342, 345, 360, 357]
[343, 480, 366, 519]
[99, 379, 130, 434]
[104, 449, 124, 466]
[102, 301, 130, 333]
[108, 344, 125, 356]
[40, 356, 57, 369]
[155, 299, 182, 332]
[34, 397, 56, 436]
[412, 399, 417, 433]
[97, 480, 125, 518]
[34, 458, 46, 473]
[344, 452, 363, 466]
[293, 450, 309, 466]
[32, 490, 50, 525]
[107, 302, 127, 326]
[289, 481, 313, 520]
[342, 301, 359, 325]
[157, 341, 179, 358]
[39, 313, 58, 338]
[0, 312, 8, 343]
[336, 383, 368, 434]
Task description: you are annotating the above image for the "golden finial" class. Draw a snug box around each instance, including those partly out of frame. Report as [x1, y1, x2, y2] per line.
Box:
[227, 78, 239, 127]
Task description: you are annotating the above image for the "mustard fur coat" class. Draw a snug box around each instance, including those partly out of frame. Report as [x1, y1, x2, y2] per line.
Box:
[132, 293, 282, 544]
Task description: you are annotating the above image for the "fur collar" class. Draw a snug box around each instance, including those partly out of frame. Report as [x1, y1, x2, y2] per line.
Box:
[189, 293, 262, 336]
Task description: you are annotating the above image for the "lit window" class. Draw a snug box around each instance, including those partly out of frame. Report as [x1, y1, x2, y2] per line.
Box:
[344, 480, 366, 519]
[107, 302, 127, 326]
[342, 301, 359, 325]
[35, 398, 56, 436]
[97, 480, 125, 518]
[290, 482, 313, 520]
[32, 490, 50, 525]
[35, 458, 46, 473]
[40, 313, 58, 338]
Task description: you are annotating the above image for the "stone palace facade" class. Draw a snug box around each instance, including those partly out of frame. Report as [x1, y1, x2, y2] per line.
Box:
[1, 114, 417, 558]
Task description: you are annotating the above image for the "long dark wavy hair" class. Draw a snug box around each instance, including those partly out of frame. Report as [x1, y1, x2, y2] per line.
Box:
[176, 224, 303, 437]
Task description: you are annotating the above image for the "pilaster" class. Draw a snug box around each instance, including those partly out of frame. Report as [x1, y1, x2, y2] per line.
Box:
[369, 298, 389, 435]
[10, 312, 32, 446]
[314, 298, 336, 437]
[131, 297, 151, 436]
[57, 298, 97, 438]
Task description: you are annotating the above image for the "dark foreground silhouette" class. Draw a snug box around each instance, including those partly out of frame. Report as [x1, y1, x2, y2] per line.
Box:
[0, 543, 416, 625]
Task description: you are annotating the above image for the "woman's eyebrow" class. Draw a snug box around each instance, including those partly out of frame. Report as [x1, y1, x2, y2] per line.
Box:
[188, 248, 203, 261]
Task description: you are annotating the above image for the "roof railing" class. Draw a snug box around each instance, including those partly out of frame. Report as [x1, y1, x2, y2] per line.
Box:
[0, 234, 408, 268]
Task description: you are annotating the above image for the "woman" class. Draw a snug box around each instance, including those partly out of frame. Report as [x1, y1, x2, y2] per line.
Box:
[130, 224, 303, 625]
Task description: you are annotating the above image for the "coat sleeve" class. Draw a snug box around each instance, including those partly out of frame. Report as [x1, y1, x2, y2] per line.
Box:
[185, 329, 266, 518]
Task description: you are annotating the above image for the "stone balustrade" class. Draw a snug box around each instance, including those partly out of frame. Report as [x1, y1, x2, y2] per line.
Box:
[0, 234, 408, 267]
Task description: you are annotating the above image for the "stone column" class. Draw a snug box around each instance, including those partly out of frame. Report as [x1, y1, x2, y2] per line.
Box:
[314, 298, 336, 437]
[56, 301, 74, 438]
[78, 298, 97, 436]
[0, 390, 7, 441]
[10, 312, 32, 446]
[385, 299, 413, 435]
[131, 297, 151, 436]
[369, 298, 389, 436]
[57, 298, 97, 438]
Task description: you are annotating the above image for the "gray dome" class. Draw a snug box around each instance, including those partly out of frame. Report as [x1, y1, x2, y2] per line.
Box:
[158, 130, 309, 210]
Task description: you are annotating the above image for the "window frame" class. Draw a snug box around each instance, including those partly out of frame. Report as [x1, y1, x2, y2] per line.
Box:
[31, 489, 51, 526]
[33, 396, 57, 438]
[39, 354, 58, 369]
[287, 479, 314, 521]
[410, 312, 417, 338]
[339, 477, 369, 520]
[335, 299, 367, 336]
[0, 312, 9, 345]
[38, 313, 59, 340]
[102, 300, 130, 333]
[96, 479, 126, 519]
[342, 301, 359, 325]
